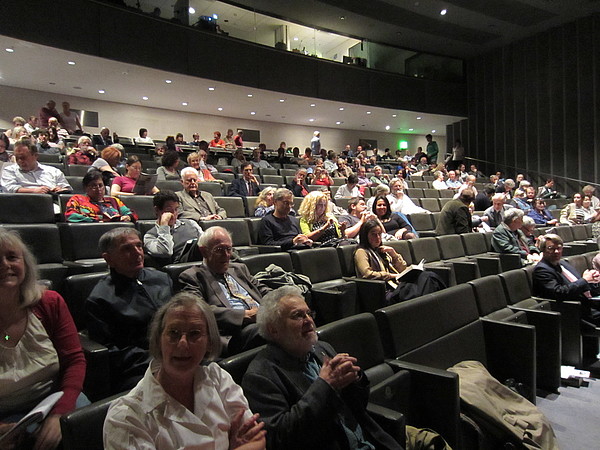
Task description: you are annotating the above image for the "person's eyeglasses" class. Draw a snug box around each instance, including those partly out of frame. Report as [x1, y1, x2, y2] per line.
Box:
[211, 245, 233, 254]
[87, 184, 104, 190]
[289, 310, 316, 321]
[545, 245, 563, 252]
[164, 328, 206, 344]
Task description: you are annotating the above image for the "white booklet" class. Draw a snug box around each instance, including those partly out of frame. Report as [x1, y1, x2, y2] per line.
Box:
[0, 391, 63, 445]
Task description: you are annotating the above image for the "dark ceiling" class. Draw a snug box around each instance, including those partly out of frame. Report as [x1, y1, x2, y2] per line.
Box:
[227, 0, 600, 59]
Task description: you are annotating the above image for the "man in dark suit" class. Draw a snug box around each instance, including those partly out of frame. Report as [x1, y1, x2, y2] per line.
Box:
[92, 127, 113, 149]
[179, 226, 270, 355]
[533, 234, 600, 325]
[228, 163, 262, 197]
[435, 188, 474, 235]
[176, 167, 227, 222]
[242, 286, 403, 450]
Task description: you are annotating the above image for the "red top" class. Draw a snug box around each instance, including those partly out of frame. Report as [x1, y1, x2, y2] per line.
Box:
[32, 290, 86, 416]
[209, 139, 225, 148]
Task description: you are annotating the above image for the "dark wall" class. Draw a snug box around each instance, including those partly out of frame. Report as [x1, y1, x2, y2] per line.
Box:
[465, 14, 600, 192]
[0, 0, 466, 116]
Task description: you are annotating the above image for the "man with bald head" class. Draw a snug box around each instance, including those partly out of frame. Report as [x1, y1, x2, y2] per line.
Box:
[179, 226, 270, 355]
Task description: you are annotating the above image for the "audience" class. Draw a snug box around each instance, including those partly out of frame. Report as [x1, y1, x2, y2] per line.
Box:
[143, 191, 204, 265]
[92, 127, 113, 149]
[176, 167, 226, 222]
[156, 150, 181, 181]
[253, 186, 277, 217]
[66, 171, 137, 223]
[387, 178, 429, 215]
[484, 193, 511, 229]
[334, 173, 360, 199]
[250, 148, 273, 170]
[372, 195, 416, 240]
[86, 228, 172, 393]
[104, 292, 265, 449]
[491, 208, 541, 264]
[286, 168, 309, 197]
[338, 197, 377, 239]
[67, 135, 97, 164]
[259, 188, 312, 249]
[0, 138, 72, 195]
[111, 155, 159, 196]
[298, 191, 343, 244]
[36, 128, 61, 155]
[135, 127, 154, 145]
[0, 230, 87, 450]
[91, 146, 121, 180]
[436, 188, 475, 235]
[229, 163, 262, 197]
[179, 227, 270, 355]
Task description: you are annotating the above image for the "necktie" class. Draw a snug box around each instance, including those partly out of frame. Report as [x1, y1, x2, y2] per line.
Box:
[561, 266, 592, 298]
[224, 273, 260, 308]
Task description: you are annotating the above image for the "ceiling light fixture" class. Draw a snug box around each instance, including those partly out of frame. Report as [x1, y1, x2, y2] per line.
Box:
[336, 121, 341, 125]
[165, 79, 172, 84]
[392, 114, 397, 118]
[247, 94, 253, 97]
[310, 103, 316, 107]
[67, 61, 76, 65]
[340, 16, 345, 20]
[250, 111, 256, 115]
[366, 111, 372, 115]
[309, 118, 315, 122]
[217, 107, 223, 111]
[188, 7, 195, 14]
[212, 14, 218, 20]
[440, 9, 447, 15]
[339, 107, 344, 111]
[279, 99, 285, 102]
[5, 47, 14, 53]
[293, 37, 299, 41]
[416, 116, 422, 120]
[98, 89, 105, 94]
[385, 125, 390, 130]
[409, 128, 414, 131]
[432, 130, 436, 133]
[182, 102, 188, 106]
[208, 87, 215, 91]
[142, 96, 149, 100]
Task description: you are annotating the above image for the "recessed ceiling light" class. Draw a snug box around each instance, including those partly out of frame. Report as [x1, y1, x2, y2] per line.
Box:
[392, 114, 397, 118]
[339, 107, 344, 111]
[279, 99, 285, 102]
[208, 87, 215, 91]
[5, 47, 14, 53]
[217, 107, 223, 111]
[340, 16, 345, 20]
[293, 37, 299, 41]
[182, 102, 188, 106]
[366, 111, 372, 115]
[247, 94, 253, 97]
[440, 9, 447, 15]
[432, 130, 436, 133]
[336, 121, 341, 125]
[385, 125, 391, 130]
[212, 14, 218, 19]
[165, 79, 172, 84]
[188, 6, 195, 14]
[309, 119, 315, 122]
[416, 116, 422, 120]
[67, 61, 76, 65]
[409, 128, 414, 131]
[250, 111, 256, 115]
[142, 96, 149, 100]
[98, 89, 105, 94]
[310, 103, 316, 107]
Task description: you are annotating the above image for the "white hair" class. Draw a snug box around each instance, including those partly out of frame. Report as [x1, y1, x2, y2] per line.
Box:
[180, 166, 199, 179]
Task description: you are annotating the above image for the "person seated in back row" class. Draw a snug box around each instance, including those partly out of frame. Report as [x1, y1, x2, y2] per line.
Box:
[176, 167, 227, 222]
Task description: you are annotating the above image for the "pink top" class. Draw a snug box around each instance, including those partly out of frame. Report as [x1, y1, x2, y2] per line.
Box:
[112, 176, 136, 193]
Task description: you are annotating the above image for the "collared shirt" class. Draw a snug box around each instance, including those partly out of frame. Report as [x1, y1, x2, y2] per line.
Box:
[446, 179, 462, 189]
[104, 361, 253, 449]
[217, 273, 257, 310]
[0, 163, 72, 193]
[143, 219, 203, 260]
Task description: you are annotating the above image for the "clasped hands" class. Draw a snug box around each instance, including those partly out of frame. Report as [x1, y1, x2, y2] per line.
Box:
[319, 353, 360, 391]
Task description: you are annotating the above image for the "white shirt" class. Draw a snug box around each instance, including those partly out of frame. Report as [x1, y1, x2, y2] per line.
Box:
[104, 361, 253, 450]
[334, 184, 360, 199]
[0, 162, 72, 193]
[250, 159, 273, 169]
[143, 219, 204, 258]
[432, 179, 447, 190]
[386, 193, 428, 215]
[135, 136, 155, 145]
[323, 159, 338, 174]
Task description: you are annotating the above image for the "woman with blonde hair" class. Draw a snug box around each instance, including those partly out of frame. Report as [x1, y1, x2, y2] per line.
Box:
[254, 186, 277, 217]
[298, 190, 342, 243]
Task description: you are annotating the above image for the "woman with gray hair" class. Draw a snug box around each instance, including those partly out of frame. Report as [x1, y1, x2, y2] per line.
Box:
[104, 292, 266, 449]
[491, 208, 541, 263]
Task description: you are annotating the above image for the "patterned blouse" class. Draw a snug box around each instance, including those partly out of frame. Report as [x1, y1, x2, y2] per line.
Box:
[65, 195, 138, 222]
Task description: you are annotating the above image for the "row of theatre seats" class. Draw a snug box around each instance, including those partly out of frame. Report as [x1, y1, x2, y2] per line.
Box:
[59, 257, 600, 450]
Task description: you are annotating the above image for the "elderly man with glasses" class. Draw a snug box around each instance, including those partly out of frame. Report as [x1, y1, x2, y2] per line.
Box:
[179, 226, 271, 355]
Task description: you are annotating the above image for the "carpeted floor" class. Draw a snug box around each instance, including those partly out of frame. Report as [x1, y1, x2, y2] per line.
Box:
[536, 378, 600, 449]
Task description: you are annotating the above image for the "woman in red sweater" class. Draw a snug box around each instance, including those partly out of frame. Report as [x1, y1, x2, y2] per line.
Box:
[0, 230, 86, 449]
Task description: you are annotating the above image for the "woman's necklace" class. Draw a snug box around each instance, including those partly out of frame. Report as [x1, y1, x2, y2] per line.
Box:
[1, 309, 26, 342]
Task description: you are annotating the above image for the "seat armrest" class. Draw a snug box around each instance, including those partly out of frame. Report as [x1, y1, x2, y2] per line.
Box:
[470, 256, 502, 277]
[424, 265, 453, 287]
[367, 403, 406, 446]
[343, 277, 387, 313]
[310, 282, 358, 325]
[481, 319, 536, 403]
[386, 360, 460, 449]
[542, 298, 583, 366]
[443, 260, 479, 285]
[251, 244, 282, 254]
[79, 332, 110, 402]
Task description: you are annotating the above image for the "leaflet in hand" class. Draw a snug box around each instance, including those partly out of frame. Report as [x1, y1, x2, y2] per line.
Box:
[133, 172, 158, 195]
[0, 391, 63, 444]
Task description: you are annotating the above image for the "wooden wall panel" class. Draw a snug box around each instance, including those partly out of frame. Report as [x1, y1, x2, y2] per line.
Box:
[466, 14, 600, 194]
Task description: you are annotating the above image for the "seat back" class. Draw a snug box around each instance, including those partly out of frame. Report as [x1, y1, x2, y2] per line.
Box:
[571, 225, 589, 240]
[67, 165, 90, 177]
[213, 196, 245, 218]
[436, 235, 467, 260]
[120, 195, 156, 220]
[290, 248, 343, 283]
[197, 182, 223, 196]
[498, 269, 533, 305]
[244, 217, 263, 245]
[336, 244, 359, 277]
[65, 176, 85, 194]
[259, 167, 278, 176]
[386, 240, 413, 264]
[199, 219, 251, 246]
[162, 261, 197, 292]
[420, 198, 440, 212]
[155, 180, 183, 192]
[408, 237, 442, 263]
[317, 313, 393, 385]
[460, 232, 489, 255]
[262, 174, 284, 185]
[553, 226, 574, 242]
[564, 254, 588, 275]
[279, 169, 297, 178]
[240, 252, 294, 276]
[58, 222, 135, 261]
[245, 196, 260, 216]
[375, 284, 486, 368]
[468, 275, 509, 316]
[1, 224, 63, 264]
[212, 172, 235, 183]
[219, 346, 265, 385]
[422, 188, 440, 198]
[439, 189, 455, 198]
[408, 213, 435, 232]
[61, 271, 109, 330]
[60, 392, 123, 450]
[0, 193, 55, 223]
[412, 180, 428, 188]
